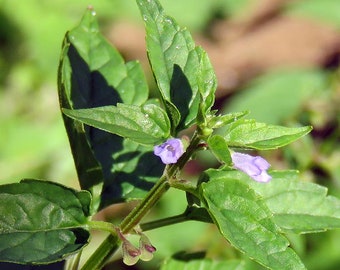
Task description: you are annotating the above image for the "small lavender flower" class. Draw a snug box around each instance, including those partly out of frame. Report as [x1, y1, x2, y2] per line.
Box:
[154, 138, 184, 164]
[231, 152, 272, 183]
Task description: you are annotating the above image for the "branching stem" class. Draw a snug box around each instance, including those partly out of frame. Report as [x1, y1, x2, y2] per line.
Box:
[80, 132, 201, 270]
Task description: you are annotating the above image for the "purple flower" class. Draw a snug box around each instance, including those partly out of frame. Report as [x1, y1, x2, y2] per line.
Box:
[154, 138, 184, 164]
[231, 152, 272, 183]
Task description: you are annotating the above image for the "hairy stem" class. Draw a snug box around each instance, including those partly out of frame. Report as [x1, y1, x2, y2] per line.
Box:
[120, 131, 201, 233]
[80, 132, 201, 270]
[119, 174, 170, 234]
[80, 234, 120, 270]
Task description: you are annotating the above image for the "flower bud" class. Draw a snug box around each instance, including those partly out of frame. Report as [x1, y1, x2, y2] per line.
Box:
[139, 233, 156, 262]
[122, 240, 141, 266]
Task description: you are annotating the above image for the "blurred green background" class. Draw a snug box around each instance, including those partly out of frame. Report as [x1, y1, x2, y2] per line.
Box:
[1, 0, 340, 269]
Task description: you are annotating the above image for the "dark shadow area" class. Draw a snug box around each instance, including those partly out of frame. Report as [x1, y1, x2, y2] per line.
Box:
[66, 43, 124, 200]
[100, 150, 164, 206]
[170, 64, 193, 130]
[103, 259, 140, 270]
[0, 11, 23, 84]
[113, 151, 142, 163]
[0, 261, 65, 270]
[68, 46, 122, 109]
[63, 42, 165, 209]
[172, 250, 206, 261]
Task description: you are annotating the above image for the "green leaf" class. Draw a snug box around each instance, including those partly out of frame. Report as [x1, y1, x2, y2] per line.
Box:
[63, 103, 170, 145]
[137, 0, 216, 131]
[58, 33, 104, 211]
[245, 171, 340, 234]
[58, 8, 164, 207]
[98, 138, 163, 205]
[63, 8, 148, 108]
[161, 257, 248, 270]
[223, 119, 312, 150]
[208, 135, 231, 164]
[200, 169, 306, 270]
[209, 111, 248, 129]
[196, 47, 217, 125]
[0, 180, 91, 264]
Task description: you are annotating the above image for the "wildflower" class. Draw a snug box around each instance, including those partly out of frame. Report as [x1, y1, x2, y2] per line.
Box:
[121, 239, 141, 266]
[231, 152, 272, 183]
[116, 228, 141, 266]
[154, 138, 184, 164]
[139, 233, 156, 261]
[116, 227, 157, 265]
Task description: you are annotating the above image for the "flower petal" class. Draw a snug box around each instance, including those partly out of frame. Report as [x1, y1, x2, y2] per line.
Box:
[122, 241, 141, 266]
[231, 152, 272, 183]
[154, 138, 184, 164]
[139, 234, 156, 262]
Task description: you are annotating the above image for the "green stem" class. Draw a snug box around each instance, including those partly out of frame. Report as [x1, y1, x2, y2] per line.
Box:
[140, 213, 188, 231]
[119, 131, 201, 233]
[169, 179, 198, 196]
[119, 174, 170, 234]
[69, 250, 82, 270]
[87, 220, 116, 234]
[81, 234, 120, 270]
[140, 206, 213, 231]
[81, 132, 201, 269]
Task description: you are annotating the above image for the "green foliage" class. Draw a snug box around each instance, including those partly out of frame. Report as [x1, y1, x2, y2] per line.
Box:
[202, 170, 340, 236]
[136, 0, 216, 132]
[58, 8, 165, 209]
[246, 171, 340, 234]
[2, 0, 340, 269]
[200, 169, 306, 270]
[223, 119, 312, 150]
[0, 180, 91, 264]
[208, 135, 232, 164]
[63, 103, 170, 145]
[208, 111, 249, 129]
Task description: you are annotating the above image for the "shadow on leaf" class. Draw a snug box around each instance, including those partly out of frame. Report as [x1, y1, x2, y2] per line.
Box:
[170, 64, 193, 130]
[60, 41, 164, 210]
